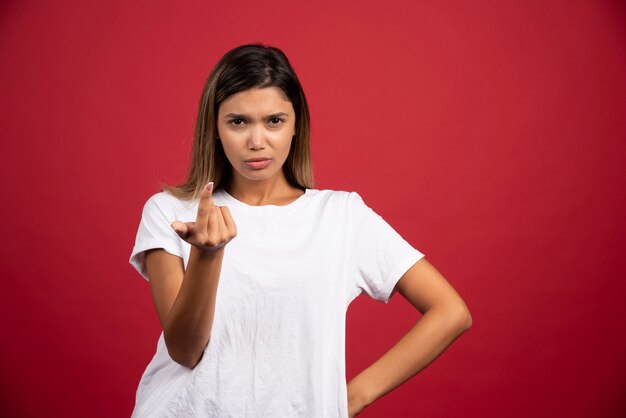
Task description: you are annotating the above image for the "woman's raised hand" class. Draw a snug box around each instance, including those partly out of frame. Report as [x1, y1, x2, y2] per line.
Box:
[170, 182, 237, 252]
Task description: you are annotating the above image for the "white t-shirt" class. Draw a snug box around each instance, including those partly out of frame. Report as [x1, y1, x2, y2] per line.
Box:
[129, 188, 424, 417]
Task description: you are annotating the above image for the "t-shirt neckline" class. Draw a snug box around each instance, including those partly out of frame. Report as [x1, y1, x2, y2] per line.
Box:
[216, 188, 314, 213]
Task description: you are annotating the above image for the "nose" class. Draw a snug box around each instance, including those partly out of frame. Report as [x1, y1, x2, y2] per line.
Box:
[247, 125, 265, 151]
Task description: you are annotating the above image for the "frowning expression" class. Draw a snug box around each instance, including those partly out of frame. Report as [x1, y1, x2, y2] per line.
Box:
[217, 86, 296, 185]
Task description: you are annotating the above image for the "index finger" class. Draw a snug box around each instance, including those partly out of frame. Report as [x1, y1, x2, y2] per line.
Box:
[196, 182, 215, 227]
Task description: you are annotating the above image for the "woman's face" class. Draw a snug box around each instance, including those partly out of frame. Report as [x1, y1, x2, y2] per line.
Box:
[217, 86, 296, 187]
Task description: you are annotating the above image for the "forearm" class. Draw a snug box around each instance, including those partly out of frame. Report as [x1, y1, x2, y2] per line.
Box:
[163, 246, 224, 368]
[347, 304, 472, 413]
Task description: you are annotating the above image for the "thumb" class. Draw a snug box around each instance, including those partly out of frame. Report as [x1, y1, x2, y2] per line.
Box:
[171, 221, 189, 239]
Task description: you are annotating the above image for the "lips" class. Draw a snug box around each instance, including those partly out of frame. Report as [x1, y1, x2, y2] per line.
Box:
[244, 158, 272, 170]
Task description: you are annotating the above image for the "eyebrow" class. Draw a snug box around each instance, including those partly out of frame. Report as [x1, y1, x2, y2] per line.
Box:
[224, 112, 290, 119]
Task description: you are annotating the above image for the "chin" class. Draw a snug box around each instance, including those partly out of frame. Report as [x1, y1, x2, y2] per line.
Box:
[239, 169, 281, 182]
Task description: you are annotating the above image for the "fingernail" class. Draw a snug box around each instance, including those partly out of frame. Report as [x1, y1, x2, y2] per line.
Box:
[205, 182, 214, 192]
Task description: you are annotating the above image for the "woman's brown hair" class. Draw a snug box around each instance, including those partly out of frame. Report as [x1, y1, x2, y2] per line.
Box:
[163, 44, 313, 200]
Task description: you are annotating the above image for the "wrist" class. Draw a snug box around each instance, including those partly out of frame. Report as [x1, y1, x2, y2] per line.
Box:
[191, 245, 225, 260]
[347, 378, 374, 415]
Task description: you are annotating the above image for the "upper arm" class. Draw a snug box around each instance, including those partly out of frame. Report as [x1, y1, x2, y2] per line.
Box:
[394, 258, 472, 324]
[144, 249, 185, 329]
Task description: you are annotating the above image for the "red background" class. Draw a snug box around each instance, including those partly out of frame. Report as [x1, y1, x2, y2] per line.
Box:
[1, 1, 625, 417]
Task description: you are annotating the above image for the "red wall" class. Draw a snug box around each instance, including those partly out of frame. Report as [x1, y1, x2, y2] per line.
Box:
[1, 1, 625, 417]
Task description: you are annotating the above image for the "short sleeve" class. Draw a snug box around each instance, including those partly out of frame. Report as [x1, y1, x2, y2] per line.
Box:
[129, 193, 184, 281]
[350, 192, 425, 303]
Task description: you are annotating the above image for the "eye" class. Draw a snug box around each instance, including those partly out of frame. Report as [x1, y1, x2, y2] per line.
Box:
[229, 118, 245, 126]
[269, 117, 283, 125]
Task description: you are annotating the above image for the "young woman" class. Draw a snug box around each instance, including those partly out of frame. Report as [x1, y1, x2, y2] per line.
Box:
[130, 44, 472, 417]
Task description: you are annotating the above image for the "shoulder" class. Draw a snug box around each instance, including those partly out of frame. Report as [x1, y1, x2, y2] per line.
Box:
[307, 188, 369, 211]
[309, 188, 361, 198]
[142, 191, 197, 216]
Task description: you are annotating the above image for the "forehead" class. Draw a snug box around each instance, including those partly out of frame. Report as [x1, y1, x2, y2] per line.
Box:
[218, 86, 293, 114]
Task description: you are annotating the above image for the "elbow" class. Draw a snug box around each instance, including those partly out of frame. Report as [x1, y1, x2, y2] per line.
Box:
[164, 334, 208, 369]
[442, 303, 472, 332]
[455, 305, 473, 331]
[427, 303, 472, 334]
[168, 349, 202, 369]
[461, 310, 472, 330]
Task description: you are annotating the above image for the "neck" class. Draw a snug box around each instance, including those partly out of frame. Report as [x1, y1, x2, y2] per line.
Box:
[226, 171, 304, 206]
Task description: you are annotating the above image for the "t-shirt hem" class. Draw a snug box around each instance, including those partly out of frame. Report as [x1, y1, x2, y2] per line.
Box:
[129, 241, 183, 281]
[377, 249, 425, 303]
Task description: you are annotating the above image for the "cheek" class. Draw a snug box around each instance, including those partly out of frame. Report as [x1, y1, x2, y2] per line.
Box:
[217, 138, 238, 164]
[279, 127, 296, 151]
[278, 136, 294, 158]
[218, 133, 238, 150]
